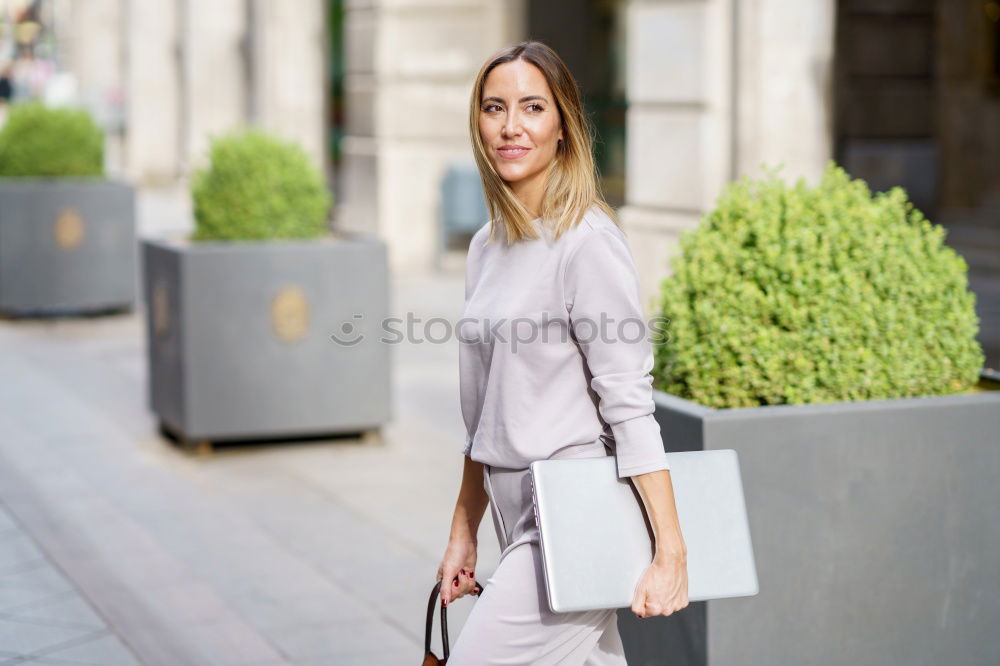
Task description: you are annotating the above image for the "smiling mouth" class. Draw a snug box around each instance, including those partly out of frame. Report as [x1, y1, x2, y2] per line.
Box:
[498, 147, 530, 159]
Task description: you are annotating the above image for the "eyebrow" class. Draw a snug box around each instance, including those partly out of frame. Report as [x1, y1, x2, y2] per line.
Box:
[482, 95, 550, 105]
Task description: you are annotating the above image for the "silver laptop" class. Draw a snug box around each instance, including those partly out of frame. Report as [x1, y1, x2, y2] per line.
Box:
[529, 450, 758, 613]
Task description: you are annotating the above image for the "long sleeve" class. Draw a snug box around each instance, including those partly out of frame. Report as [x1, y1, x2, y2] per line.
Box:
[461, 243, 474, 456]
[562, 227, 670, 478]
[460, 225, 488, 457]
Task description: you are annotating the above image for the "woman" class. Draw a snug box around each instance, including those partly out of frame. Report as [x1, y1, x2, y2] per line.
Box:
[437, 41, 689, 664]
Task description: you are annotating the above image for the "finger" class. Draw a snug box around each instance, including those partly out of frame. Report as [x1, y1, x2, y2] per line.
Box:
[451, 569, 470, 594]
[453, 581, 477, 602]
[442, 569, 459, 604]
[458, 571, 477, 598]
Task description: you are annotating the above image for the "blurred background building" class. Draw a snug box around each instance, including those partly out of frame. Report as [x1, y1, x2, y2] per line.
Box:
[2, 0, 998, 365]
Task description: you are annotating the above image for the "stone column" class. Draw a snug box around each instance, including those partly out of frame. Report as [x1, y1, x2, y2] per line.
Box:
[339, 0, 522, 273]
[63, 0, 127, 176]
[733, 0, 835, 185]
[124, 0, 183, 186]
[247, 0, 328, 174]
[123, 0, 181, 185]
[179, 0, 249, 174]
[338, 0, 378, 235]
[621, 0, 834, 316]
[619, 0, 735, 316]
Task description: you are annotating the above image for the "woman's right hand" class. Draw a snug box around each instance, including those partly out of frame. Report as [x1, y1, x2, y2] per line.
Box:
[437, 535, 479, 606]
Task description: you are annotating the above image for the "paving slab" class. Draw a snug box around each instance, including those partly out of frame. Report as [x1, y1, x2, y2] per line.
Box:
[0, 504, 141, 665]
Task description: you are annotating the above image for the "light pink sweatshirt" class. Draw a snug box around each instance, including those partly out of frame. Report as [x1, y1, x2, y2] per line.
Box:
[458, 203, 670, 478]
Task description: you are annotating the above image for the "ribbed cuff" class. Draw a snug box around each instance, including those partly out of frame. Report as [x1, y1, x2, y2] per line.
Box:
[609, 414, 670, 478]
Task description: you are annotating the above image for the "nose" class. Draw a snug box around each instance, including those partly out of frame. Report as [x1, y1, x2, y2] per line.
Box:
[502, 108, 522, 138]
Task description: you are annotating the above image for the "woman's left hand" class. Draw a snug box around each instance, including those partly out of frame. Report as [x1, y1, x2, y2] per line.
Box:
[631, 552, 689, 619]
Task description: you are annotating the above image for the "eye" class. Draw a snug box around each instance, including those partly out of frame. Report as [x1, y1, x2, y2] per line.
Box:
[526, 103, 544, 112]
[483, 103, 502, 113]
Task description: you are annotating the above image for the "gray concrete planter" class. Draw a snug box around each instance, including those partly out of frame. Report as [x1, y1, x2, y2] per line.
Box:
[142, 234, 390, 449]
[0, 179, 135, 315]
[618, 377, 1000, 666]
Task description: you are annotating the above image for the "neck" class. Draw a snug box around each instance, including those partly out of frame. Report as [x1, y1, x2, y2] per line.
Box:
[510, 165, 550, 218]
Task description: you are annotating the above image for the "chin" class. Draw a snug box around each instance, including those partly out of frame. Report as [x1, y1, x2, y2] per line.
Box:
[495, 165, 534, 185]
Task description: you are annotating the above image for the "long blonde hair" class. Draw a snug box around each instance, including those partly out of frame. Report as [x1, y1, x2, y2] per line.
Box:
[468, 41, 620, 245]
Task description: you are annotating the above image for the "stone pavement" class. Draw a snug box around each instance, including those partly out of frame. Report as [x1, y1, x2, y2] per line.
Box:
[0, 188, 498, 664]
[0, 503, 141, 665]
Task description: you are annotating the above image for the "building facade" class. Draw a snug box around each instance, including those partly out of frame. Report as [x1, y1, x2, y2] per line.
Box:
[48, 0, 999, 365]
[58, 0, 328, 185]
[338, 0, 836, 314]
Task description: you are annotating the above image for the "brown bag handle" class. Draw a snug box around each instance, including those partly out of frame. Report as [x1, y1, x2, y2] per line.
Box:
[424, 578, 485, 663]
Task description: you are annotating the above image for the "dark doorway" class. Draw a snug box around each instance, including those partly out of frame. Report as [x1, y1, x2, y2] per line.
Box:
[834, 0, 1000, 371]
[326, 0, 346, 199]
[527, 0, 628, 207]
[833, 0, 937, 216]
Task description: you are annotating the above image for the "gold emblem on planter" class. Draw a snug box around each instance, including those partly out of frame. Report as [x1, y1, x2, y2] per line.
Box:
[54, 207, 85, 250]
[152, 280, 170, 337]
[271, 285, 309, 343]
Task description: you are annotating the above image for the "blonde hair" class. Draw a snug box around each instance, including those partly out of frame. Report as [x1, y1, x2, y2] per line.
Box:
[468, 41, 620, 245]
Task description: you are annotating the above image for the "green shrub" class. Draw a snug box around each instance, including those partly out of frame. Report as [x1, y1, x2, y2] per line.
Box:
[191, 129, 332, 241]
[653, 161, 984, 408]
[0, 102, 104, 177]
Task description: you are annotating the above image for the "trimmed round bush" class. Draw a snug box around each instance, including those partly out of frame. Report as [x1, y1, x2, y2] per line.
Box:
[653, 162, 984, 408]
[191, 129, 332, 241]
[0, 103, 104, 177]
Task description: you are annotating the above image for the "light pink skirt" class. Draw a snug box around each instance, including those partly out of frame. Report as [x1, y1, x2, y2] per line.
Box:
[448, 446, 629, 665]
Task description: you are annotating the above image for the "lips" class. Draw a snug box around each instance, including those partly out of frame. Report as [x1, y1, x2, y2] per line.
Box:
[498, 146, 530, 159]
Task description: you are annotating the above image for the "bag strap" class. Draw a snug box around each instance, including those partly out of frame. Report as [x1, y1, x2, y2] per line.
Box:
[425, 580, 444, 657]
[425, 579, 485, 660]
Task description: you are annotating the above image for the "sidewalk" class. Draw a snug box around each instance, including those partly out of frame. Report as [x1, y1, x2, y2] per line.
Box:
[0, 502, 141, 665]
[0, 189, 497, 664]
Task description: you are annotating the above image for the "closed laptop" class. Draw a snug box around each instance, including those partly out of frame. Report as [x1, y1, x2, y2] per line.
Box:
[529, 450, 759, 613]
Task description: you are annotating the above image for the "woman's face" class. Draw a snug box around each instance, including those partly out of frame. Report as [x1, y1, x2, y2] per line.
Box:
[479, 59, 563, 191]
